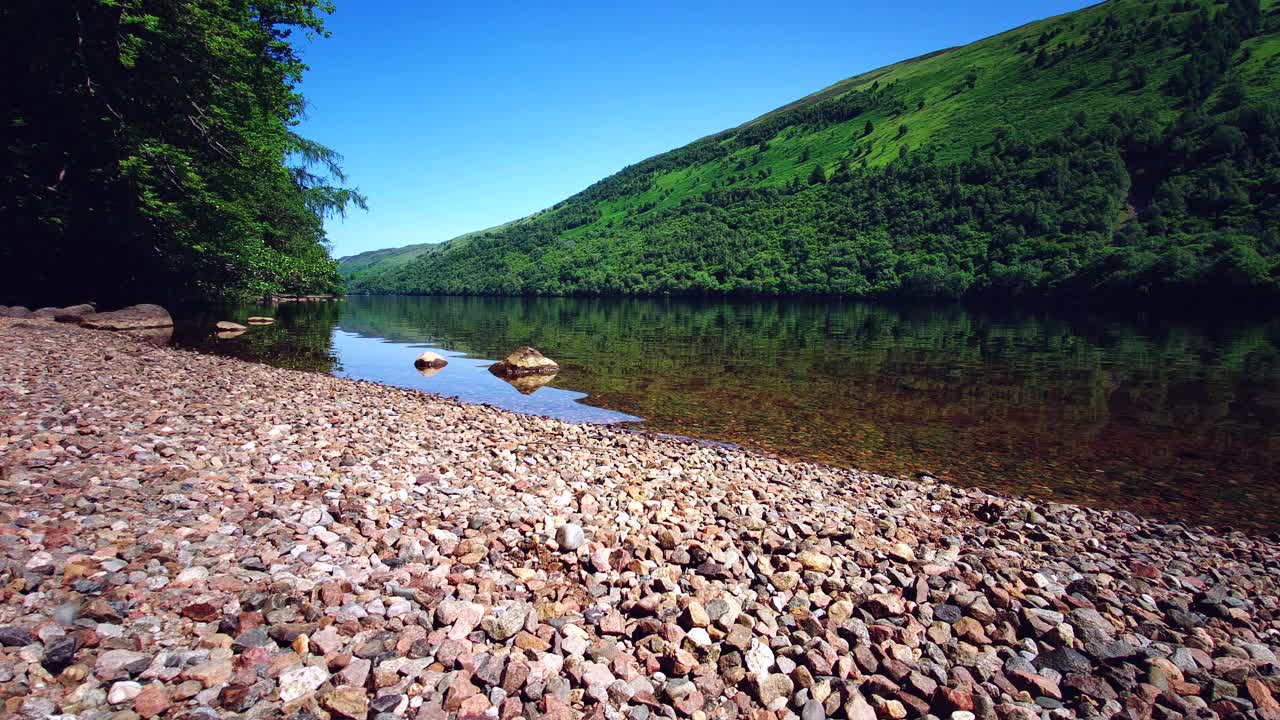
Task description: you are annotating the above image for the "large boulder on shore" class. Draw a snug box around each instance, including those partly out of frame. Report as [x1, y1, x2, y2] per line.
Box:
[0, 306, 34, 319]
[414, 351, 448, 370]
[82, 304, 174, 330]
[124, 326, 174, 344]
[13, 303, 94, 321]
[54, 304, 96, 323]
[488, 346, 560, 378]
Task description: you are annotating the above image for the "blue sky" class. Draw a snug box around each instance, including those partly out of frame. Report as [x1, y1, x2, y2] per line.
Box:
[298, 1, 1096, 258]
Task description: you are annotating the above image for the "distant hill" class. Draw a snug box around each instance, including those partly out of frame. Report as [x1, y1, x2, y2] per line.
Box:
[346, 0, 1280, 301]
[339, 243, 437, 277]
[338, 219, 526, 288]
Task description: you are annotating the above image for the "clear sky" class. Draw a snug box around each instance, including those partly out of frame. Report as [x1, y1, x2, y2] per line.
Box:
[298, 0, 1096, 258]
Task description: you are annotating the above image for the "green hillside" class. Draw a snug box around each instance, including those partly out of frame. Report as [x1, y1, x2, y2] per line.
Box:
[338, 219, 528, 287]
[339, 243, 437, 277]
[346, 0, 1280, 301]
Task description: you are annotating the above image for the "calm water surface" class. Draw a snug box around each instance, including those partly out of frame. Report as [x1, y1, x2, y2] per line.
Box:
[174, 296, 1280, 530]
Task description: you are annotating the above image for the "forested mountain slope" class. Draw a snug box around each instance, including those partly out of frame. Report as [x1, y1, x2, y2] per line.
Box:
[340, 243, 438, 278]
[346, 0, 1280, 301]
[339, 220, 521, 288]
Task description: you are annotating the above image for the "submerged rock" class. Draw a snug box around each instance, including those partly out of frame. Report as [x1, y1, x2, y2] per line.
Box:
[488, 345, 559, 377]
[81, 303, 173, 330]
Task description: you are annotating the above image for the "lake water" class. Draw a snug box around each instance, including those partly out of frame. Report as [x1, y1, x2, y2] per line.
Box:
[174, 296, 1280, 531]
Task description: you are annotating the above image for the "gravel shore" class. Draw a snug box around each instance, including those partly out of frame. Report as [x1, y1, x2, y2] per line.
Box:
[1, 319, 1278, 720]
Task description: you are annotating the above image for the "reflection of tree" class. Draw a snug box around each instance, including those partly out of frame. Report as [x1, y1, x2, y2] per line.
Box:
[339, 296, 1280, 528]
[173, 301, 341, 373]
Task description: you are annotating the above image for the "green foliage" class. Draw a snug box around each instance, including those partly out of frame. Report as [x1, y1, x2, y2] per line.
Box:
[345, 0, 1280, 303]
[0, 0, 363, 306]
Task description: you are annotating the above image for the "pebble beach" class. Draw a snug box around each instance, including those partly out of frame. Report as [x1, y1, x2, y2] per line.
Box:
[0, 318, 1277, 720]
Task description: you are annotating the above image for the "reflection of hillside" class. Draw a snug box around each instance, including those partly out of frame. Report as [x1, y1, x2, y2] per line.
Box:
[336, 296, 1279, 434]
[338, 296, 1280, 528]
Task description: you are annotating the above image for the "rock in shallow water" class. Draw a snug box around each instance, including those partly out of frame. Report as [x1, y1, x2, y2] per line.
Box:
[488, 345, 559, 377]
[414, 350, 448, 369]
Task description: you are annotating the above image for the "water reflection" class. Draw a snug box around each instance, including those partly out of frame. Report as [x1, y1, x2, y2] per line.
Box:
[173, 301, 637, 423]
[175, 301, 342, 372]
[502, 373, 558, 395]
[174, 296, 1280, 530]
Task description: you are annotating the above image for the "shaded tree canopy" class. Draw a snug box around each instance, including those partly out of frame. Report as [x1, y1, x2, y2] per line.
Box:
[0, 0, 364, 306]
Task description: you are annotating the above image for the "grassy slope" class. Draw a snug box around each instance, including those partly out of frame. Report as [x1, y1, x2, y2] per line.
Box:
[338, 219, 527, 281]
[338, 243, 437, 276]
[350, 0, 1280, 287]
[585, 0, 1262, 230]
[1233, 0, 1280, 98]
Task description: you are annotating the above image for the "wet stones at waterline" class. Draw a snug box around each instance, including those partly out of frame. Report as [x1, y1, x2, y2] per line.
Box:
[266, 294, 341, 303]
[246, 316, 275, 325]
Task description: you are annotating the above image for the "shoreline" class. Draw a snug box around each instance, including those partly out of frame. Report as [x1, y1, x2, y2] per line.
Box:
[178, 293, 1280, 533]
[1, 318, 1277, 720]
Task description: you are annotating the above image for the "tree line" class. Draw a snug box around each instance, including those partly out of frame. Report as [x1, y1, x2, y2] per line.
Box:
[0, 0, 362, 306]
